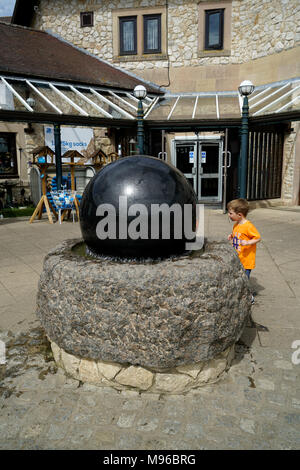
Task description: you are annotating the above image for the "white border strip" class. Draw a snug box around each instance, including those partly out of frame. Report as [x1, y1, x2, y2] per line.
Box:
[108, 91, 137, 111]
[276, 93, 300, 113]
[167, 96, 180, 120]
[49, 83, 89, 116]
[1, 76, 34, 111]
[216, 94, 220, 119]
[253, 85, 300, 116]
[90, 88, 134, 119]
[249, 87, 271, 104]
[143, 96, 160, 119]
[125, 92, 152, 109]
[70, 86, 113, 118]
[26, 80, 63, 114]
[192, 96, 198, 119]
[251, 83, 290, 109]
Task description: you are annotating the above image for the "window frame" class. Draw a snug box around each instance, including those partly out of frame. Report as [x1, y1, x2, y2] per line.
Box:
[198, 1, 232, 58]
[204, 8, 224, 50]
[113, 7, 167, 62]
[0, 132, 18, 179]
[80, 11, 94, 28]
[143, 14, 162, 54]
[119, 16, 138, 56]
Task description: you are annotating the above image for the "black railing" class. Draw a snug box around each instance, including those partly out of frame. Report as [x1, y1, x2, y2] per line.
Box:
[247, 130, 283, 200]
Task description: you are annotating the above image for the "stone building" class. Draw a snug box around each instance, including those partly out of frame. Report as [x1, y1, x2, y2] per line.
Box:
[0, 20, 161, 206]
[2, 0, 300, 206]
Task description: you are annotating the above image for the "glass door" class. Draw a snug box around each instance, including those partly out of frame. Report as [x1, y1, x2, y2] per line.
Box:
[198, 142, 222, 201]
[174, 142, 197, 193]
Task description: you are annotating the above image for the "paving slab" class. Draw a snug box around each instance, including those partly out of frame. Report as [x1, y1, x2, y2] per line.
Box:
[0, 208, 300, 450]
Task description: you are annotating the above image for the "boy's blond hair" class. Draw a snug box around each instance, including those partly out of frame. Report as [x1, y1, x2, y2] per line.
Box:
[227, 198, 249, 217]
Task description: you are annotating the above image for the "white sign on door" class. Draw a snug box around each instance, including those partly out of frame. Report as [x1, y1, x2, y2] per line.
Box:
[189, 151, 194, 163]
[44, 126, 94, 162]
[201, 151, 206, 163]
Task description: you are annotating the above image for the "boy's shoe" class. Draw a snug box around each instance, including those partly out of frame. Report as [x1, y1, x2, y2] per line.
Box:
[251, 295, 255, 304]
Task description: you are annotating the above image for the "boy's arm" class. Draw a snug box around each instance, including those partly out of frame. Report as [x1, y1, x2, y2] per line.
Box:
[240, 237, 261, 246]
[240, 223, 261, 246]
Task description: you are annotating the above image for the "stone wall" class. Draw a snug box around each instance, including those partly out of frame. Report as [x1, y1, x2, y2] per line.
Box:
[0, 121, 31, 201]
[51, 340, 235, 394]
[31, 0, 300, 91]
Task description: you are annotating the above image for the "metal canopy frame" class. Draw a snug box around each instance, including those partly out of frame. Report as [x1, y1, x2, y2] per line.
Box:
[0, 75, 159, 125]
[144, 78, 300, 122]
[0, 75, 299, 131]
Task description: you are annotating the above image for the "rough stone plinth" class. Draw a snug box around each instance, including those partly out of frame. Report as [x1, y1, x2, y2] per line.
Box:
[51, 341, 235, 394]
[37, 238, 251, 371]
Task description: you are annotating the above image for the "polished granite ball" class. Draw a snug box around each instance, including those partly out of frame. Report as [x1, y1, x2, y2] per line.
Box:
[79, 155, 197, 258]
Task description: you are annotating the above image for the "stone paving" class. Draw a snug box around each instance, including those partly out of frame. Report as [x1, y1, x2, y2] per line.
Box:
[0, 208, 300, 450]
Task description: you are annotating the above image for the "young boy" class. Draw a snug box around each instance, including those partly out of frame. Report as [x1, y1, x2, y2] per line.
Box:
[227, 198, 261, 302]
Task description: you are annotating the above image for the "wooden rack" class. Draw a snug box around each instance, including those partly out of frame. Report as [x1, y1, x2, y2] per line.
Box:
[29, 146, 58, 224]
[60, 150, 84, 221]
[29, 146, 119, 224]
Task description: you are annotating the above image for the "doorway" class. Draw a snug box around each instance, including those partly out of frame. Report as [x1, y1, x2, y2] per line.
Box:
[172, 136, 223, 202]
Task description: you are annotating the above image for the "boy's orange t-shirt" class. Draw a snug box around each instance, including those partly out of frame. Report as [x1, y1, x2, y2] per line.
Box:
[232, 220, 260, 270]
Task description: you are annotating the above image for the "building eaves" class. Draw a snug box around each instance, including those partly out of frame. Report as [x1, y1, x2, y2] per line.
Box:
[0, 17, 11, 23]
[0, 22, 162, 95]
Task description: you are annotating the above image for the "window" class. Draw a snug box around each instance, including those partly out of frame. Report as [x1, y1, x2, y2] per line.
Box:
[205, 9, 224, 50]
[80, 12, 93, 28]
[119, 16, 137, 55]
[143, 14, 161, 54]
[198, 1, 232, 57]
[0, 133, 17, 178]
[113, 7, 167, 61]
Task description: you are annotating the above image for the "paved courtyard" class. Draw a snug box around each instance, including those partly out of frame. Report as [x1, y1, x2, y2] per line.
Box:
[0, 207, 299, 450]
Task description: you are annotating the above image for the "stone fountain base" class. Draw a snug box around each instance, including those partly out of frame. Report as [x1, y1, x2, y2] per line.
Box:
[37, 239, 251, 394]
[51, 341, 235, 393]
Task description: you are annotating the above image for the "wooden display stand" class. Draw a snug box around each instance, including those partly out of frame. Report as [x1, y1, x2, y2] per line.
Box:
[87, 149, 118, 170]
[29, 146, 58, 224]
[61, 150, 84, 221]
[29, 147, 119, 224]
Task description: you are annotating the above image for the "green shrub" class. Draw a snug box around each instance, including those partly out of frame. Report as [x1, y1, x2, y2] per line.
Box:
[0, 206, 35, 218]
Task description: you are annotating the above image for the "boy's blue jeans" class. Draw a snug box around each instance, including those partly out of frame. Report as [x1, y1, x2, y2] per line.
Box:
[245, 269, 252, 279]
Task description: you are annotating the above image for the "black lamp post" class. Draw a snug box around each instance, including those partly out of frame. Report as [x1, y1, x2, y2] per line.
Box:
[133, 85, 147, 155]
[238, 80, 254, 199]
[54, 124, 62, 190]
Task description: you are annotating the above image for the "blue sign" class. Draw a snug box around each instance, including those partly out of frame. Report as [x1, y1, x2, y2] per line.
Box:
[44, 126, 93, 161]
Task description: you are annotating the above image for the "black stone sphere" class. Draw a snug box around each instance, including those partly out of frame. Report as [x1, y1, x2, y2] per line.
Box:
[79, 155, 197, 259]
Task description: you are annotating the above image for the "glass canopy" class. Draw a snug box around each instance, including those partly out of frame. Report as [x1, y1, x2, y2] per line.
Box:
[0, 76, 299, 123]
[0, 76, 158, 120]
[146, 79, 300, 121]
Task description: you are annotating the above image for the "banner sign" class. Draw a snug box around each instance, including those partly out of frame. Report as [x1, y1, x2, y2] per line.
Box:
[44, 126, 94, 162]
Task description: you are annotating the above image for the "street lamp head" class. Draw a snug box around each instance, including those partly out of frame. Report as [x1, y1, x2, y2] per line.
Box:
[133, 85, 147, 100]
[238, 80, 255, 97]
[26, 97, 36, 108]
